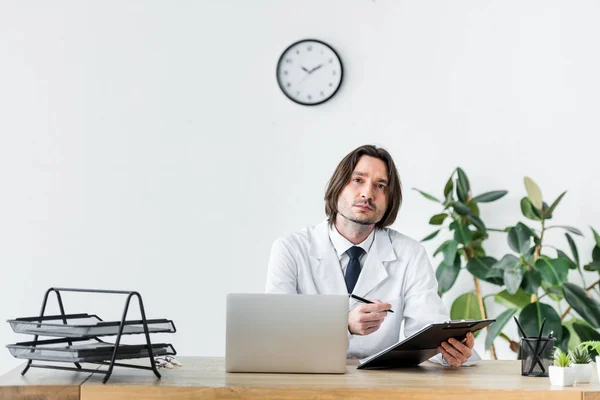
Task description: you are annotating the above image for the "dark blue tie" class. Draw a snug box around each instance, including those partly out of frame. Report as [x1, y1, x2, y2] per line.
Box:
[345, 246, 365, 294]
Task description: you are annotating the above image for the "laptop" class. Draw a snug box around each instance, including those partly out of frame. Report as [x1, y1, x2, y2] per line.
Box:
[225, 293, 348, 373]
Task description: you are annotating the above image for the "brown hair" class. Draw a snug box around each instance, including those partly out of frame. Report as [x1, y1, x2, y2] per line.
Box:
[325, 145, 402, 228]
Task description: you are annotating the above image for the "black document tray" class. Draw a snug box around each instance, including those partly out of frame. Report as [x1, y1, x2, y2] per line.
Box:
[7, 337, 176, 363]
[357, 319, 495, 369]
[8, 313, 176, 338]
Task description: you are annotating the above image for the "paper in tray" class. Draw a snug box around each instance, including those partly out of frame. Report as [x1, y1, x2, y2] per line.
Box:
[7, 313, 176, 338]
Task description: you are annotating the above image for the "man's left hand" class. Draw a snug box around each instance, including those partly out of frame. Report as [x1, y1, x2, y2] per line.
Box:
[438, 332, 474, 367]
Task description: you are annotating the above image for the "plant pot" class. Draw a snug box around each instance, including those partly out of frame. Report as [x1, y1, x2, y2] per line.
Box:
[571, 362, 593, 384]
[549, 366, 575, 386]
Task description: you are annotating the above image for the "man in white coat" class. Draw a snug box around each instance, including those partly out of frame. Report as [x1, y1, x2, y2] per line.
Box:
[266, 144, 479, 367]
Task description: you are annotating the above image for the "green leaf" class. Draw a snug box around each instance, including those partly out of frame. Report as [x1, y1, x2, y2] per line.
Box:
[467, 201, 480, 217]
[593, 227, 600, 247]
[436, 255, 461, 295]
[453, 223, 473, 245]
[412, 188, 441, 203]
[556, 250, 577, 270]
[593, 246, 600, 262]
[444, 176, 454, 198]
[563, 282, 600, 328]
[566, 233, 580, 266]
[429, 213, 448, 225]
[524, 176, 543, 210]
[519, 302, 562, 342]
[450, 291, 482, 320]
[520, 269, 542, 295]
[485, 308, 517, 351]
[442, 240, 459, 265]
[493, 254, 520, 270]
[507, 223, 532, 255]
[541, 281, 564, 302]
[547, 225, 584, 236]
[520, 197, 541, 221]
[486, 266, 504, 280]
[471, 190, 508, 203]
[494, 289, 530, 309]
[504, 264, 524, 295]
[564, 319, 589, 350]
[453, 201, 471, 216]
[542, 201, 553, 219]
[466, 257, 503, 285]
[433, 240, 453, 257]
[421, 229, 441, 242]
[535, 257, 569, 286]
[584, 261, 600, 272]
[572, 322, 600, 344]
[546, 191, 567, 215]
[472, 230, 487, 241]
[567, 320, 600, 355]
[522, 248, 536, 269]
[467, 215, 486, 232]
[456, 168, 470, 203]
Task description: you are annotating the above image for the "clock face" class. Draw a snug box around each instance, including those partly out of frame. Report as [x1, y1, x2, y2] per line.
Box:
[276, 39, 343, 106]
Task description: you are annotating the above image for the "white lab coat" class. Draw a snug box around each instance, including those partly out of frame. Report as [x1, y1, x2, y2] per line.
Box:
[266, 220, 479, 364]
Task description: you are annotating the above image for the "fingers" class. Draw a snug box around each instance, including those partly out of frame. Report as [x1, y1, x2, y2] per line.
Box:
[465, 332, 475, 349]
[348, 299, 392, 336]
[438, 338, 471, 367]
[361, 301, 392, 313]
[438, 345, 462, 367]
[447, 337, 473, 359]
[364, 325, 381, 335]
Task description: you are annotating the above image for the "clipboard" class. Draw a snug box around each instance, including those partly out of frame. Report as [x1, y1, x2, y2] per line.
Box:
[357, 319, 495, 369]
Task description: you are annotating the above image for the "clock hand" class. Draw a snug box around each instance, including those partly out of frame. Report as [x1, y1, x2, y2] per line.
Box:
[309, 64, 324, 73]
[301, 66, 310, 73]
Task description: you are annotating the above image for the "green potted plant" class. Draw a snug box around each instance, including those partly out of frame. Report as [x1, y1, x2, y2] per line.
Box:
[579, 341, 600, 383]
[549, 347, 574, 386]
[417, 171, 600, 359]
[569, 347, 593, 383]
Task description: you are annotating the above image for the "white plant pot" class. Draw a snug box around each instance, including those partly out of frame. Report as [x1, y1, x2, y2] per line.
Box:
[571, 363, 593, 384]
[549, 366, 575, 387]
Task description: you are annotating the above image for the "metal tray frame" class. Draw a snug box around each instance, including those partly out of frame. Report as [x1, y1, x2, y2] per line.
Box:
[8, 337, 176, 362]
[8, 313, 176, 337]
[7, 288, 177, 383]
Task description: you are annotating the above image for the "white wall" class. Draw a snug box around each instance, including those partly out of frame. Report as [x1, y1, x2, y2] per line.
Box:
[1, 0, 600, 375]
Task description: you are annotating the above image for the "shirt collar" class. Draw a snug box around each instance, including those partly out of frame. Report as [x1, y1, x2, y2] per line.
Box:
[328, 223, 376, 260]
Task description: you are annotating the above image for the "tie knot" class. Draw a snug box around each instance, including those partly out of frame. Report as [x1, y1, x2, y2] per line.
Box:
[346, 246, 365, 260]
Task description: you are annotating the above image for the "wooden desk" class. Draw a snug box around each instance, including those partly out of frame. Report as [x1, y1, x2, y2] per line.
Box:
[4, 357, 600, 400]
[0, 363, 98, 400]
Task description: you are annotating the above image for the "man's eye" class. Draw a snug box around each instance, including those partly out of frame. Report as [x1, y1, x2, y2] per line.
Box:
[353, 178, 362, 183]
[378, 184, 387, 189]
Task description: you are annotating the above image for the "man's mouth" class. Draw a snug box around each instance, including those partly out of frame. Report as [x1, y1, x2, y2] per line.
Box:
[355, 203, 373, 211]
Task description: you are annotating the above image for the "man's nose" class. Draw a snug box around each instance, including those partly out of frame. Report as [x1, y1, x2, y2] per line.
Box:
[361, 184, 374, 200]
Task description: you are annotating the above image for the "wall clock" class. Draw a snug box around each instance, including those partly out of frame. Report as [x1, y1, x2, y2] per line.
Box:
[276, 39, 343, 106]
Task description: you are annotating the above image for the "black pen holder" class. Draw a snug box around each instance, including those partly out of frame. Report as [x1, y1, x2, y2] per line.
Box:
[520, 337, 555, 377]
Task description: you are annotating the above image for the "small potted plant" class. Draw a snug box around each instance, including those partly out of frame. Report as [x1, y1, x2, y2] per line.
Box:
[549, 347, 574, 386]
[579, 341, 600, 382]
[570, 347, 593, 384]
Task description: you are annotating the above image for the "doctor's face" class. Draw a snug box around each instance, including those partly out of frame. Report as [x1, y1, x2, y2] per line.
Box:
[336, 156, 389, 226]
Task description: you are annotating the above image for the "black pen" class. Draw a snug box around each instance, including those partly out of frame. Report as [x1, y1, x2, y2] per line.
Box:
[349, 294, 394, 313]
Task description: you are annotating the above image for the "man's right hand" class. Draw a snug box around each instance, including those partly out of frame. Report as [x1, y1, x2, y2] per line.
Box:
[348, 300, 392, 335]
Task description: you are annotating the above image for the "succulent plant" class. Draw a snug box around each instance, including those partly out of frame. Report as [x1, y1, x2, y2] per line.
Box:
[553, 347, 572, 367]
[570, 347, 592, 364]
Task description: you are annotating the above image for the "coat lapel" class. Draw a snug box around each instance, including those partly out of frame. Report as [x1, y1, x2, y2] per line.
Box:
[309, 220, 350, 294]
[352, 228, 396, 298]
